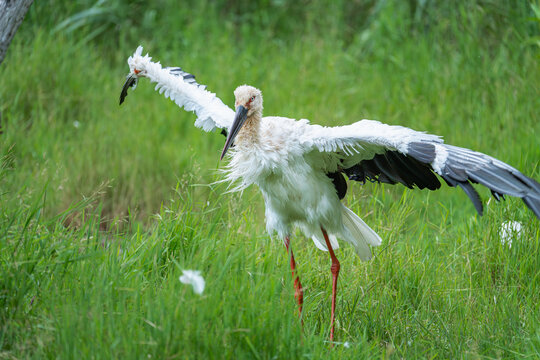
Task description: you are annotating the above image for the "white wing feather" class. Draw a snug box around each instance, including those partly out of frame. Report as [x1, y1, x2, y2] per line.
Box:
[127, 46, 234, 132]
[300, 119, 444, 170]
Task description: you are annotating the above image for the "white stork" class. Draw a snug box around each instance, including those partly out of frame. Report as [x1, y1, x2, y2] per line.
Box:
[120, 47, 540, 341]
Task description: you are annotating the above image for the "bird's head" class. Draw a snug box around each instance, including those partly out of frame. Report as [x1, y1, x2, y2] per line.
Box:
[234, 85, 263, 117]
[119, 46, 150, 105]
[220, 85, 263, 160]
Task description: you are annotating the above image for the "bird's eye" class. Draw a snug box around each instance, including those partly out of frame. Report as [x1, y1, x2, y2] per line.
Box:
[250, 96, 255, 102]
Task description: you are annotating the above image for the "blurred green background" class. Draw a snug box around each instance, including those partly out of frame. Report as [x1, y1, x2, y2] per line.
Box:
[1, 1, 539, 358]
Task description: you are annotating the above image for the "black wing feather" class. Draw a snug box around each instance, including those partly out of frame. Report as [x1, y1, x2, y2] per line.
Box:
[523, 196, 540, 218]
[167, 67, 207, 90]
[342, 141, 540, 219]
[344, 150, 441, 191]
[439, 145, 540, 216]
[326, 171, 348, 199]
[373, 155, 407, 186]
[456, 181, 484, 215]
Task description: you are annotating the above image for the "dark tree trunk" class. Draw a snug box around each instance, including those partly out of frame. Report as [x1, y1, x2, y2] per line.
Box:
[0, 0, 34, 66]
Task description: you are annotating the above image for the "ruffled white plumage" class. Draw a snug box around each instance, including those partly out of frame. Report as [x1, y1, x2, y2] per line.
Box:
[127, 46, 234, 132]
[219, 116, 382, 259]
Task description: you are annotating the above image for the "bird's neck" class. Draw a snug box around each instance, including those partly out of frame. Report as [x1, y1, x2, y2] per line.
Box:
[236, 110, 262, 146]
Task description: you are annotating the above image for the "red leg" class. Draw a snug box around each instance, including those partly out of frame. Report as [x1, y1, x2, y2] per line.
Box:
[321, 227, 340, 342]
[284, 236, 304, 317]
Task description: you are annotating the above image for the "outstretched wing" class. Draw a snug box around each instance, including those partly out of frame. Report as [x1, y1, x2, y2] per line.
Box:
[301, 119, 540, 218]
[120, 46, 234, 133]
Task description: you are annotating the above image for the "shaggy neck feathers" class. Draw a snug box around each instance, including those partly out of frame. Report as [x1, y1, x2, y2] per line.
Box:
[236, 110, 262, 147]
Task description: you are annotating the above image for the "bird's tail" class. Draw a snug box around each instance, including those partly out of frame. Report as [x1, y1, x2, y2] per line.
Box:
[310, 204, 382, 261]
[339, 204, 382, 261]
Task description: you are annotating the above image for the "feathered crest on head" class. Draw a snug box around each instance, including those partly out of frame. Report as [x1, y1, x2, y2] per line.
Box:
[127, 46, 154, 76]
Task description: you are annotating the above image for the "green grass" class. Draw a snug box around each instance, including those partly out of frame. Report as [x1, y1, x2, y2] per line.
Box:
[1, 1, 539, 358]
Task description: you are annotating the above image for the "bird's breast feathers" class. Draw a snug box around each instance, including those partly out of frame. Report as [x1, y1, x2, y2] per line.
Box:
[222, 117, 316, 191]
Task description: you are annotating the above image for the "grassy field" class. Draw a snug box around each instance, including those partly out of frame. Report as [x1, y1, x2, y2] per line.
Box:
[1, 1, 540, 358]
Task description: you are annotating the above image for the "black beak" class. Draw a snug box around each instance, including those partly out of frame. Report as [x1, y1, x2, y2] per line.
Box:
[220, 105, 248, 160]
[119, 74, 138, 105]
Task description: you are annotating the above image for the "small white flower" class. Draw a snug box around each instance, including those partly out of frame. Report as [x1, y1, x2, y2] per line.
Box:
[179, 270, 205, 295]
[499, 221, 522, 248]
[73, 121, 80, 128]
[343, 341, 351, 348]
